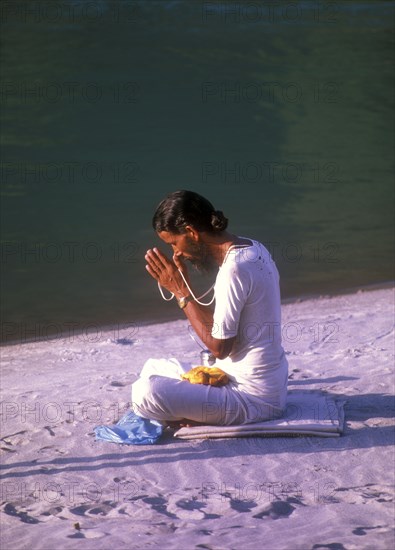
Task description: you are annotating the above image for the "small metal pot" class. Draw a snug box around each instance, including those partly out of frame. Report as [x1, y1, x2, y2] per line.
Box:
[200, 349, 216, 366]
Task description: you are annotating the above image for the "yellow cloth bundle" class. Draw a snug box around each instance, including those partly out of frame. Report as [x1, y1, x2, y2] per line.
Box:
[181, 366, 229, 387]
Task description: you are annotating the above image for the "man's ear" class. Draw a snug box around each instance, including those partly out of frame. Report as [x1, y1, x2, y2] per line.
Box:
[184, 225, 200, 241]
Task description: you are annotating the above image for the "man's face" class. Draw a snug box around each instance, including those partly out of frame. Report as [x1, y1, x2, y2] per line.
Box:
[158, 230, 217, 273]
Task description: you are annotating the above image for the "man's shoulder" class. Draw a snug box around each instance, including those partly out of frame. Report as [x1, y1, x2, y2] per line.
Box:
[226, 239, 266, 266]
[222, 240, 277, 283]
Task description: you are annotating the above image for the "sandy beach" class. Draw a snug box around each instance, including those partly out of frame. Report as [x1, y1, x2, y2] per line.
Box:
[1, 286, 394, 550]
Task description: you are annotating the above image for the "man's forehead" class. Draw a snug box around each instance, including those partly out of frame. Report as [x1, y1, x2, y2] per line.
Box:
[157, 230, 180, 243]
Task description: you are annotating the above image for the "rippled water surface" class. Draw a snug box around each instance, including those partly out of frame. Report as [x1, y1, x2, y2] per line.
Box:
[1, 1, 394, 342]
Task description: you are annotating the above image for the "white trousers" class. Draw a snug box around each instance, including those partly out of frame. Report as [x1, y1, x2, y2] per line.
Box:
[131, 358, 284, 426]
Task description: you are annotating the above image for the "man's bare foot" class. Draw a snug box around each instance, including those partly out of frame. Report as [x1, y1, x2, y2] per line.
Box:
[165, 419, 205, 429]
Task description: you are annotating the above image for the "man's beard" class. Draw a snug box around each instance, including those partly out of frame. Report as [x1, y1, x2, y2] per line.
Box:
[185, 240, 217, 274]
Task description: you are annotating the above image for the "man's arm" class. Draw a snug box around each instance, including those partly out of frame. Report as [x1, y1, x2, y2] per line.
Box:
[179, 298, 236, 360]
[145, 247, 235, 360]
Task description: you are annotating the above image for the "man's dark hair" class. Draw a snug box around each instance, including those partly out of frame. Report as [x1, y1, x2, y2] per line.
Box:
[152, 190, 228, 234]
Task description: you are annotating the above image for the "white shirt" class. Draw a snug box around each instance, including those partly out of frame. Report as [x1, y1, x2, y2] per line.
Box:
[212, 238, 288, 407]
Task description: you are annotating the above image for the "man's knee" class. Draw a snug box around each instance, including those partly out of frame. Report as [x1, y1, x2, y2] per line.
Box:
[131, 376, 159, 416]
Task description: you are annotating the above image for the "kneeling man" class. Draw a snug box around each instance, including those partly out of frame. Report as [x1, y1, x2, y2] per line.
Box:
[131, 190, 288, 426]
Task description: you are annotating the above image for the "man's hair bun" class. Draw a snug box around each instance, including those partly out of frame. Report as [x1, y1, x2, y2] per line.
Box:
[211, 210, 228, 232]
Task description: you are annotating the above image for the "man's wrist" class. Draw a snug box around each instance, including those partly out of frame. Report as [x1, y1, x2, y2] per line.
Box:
[177, 295, 192, 309]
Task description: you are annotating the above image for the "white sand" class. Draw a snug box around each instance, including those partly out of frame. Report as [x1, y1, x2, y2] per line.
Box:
[1, 287, 394, 550]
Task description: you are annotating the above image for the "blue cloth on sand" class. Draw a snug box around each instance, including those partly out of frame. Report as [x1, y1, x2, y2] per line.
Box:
[94, 411, 163, 445]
